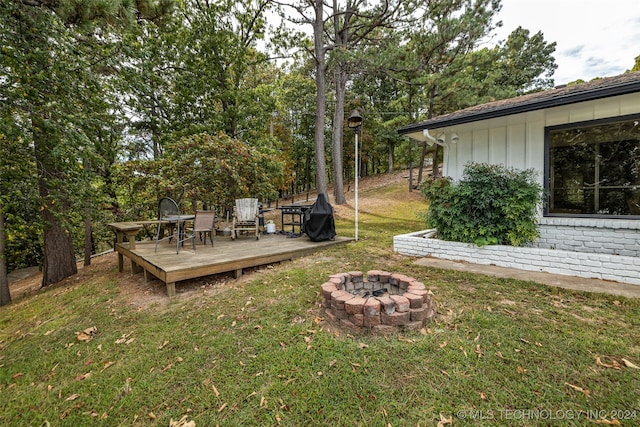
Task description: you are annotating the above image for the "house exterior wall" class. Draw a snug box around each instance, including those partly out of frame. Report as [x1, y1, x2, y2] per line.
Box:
[439, 92, 640, 184]
[411, 92, 640, 280]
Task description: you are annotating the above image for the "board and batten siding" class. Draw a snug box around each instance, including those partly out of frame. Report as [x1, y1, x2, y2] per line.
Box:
[437, 92, 640, 183]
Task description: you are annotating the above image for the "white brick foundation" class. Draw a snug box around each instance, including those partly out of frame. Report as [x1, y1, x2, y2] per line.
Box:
[536, 218, 640, 258]
[394, 229, 640, 286]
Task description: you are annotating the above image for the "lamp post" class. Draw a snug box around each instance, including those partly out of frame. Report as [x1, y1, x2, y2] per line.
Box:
[347, 109, 363, 241]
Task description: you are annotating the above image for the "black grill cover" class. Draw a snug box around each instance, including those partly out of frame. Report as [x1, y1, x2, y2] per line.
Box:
[303, 193, 336, 242]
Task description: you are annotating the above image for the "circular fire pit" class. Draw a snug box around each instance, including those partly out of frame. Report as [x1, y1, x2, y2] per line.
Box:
[321, 270, 436, 334]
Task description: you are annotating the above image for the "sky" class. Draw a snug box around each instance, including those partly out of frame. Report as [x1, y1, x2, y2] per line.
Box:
[492, 0, 640, 84]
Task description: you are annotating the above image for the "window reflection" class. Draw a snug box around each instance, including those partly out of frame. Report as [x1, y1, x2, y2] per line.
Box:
[547, 117, 640, 216]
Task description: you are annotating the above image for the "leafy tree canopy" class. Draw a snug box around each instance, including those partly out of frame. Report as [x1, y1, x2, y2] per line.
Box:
[118, 133, 291, 216]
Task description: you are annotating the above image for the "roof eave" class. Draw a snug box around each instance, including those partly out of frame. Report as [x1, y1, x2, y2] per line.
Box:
[398, 80, 640, 136]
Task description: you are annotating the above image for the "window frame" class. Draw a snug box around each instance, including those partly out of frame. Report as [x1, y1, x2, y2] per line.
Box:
[544, 113, 640, 219]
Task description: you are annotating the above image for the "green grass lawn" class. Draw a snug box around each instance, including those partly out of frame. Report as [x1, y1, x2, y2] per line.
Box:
[1, 178, 639, 426]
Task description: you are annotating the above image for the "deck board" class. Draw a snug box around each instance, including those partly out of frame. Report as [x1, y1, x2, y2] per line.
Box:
[114, 233, 351, 296]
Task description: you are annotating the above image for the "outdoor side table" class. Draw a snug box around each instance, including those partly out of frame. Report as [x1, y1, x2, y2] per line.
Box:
[108, 222, 144, 273]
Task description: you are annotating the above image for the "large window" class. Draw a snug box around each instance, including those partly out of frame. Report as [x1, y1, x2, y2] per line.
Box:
[546, 115, 640, 217]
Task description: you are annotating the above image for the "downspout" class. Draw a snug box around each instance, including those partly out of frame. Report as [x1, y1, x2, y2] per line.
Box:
[423, 129, 438, 146]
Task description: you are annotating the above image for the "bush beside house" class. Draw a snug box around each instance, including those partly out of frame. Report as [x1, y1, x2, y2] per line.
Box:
[420, 162, 544, 246]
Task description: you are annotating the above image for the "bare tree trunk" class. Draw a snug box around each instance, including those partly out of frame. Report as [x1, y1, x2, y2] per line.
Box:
[418, 86, 439, 185]
[305, 148, 312, 193]
[330, 0, 353, 205]
[408, 143, 413, 192]
[84, 206, 92, 267]
[417, 141, 427, 185]
[312, 0, 328, 196]
[388, 141, 394, 173]
[83, 158, 92, 267]
[0, 210, 11, 306]
[33, 125, 78, 287]
[40, 207, 77, 286]
[432, 146, 441, 178]
[332, 65, 347, 204]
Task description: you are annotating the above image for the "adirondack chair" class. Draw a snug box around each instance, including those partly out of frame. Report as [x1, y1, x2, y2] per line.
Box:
[231, 198, 260, 240]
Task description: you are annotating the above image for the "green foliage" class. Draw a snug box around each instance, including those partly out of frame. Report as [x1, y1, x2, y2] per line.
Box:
[0, 128, 42, 271]
[117, 133, 291, 216]
[421, 163, 544, 246]
[631, 54, 640, 72]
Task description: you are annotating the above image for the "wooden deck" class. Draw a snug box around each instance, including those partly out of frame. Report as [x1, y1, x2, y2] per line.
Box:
[114, 233, 351, 296]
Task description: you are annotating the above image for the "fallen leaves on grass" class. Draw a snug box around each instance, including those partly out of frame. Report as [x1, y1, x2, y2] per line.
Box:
[170, 415, 196, 427]
[596, 356, 621, 370]
[595, 356, 639, 370]
[101, 361, 115, 372]
[565, 382, 590, 397]
[115, 333, 135, 345]
[65, 393, 80, 401]
[76, 326, 97, 342]
[304, 336, 313, 350]
[595, 419, 621, 425]
[474, 344, 484, 358]
[74, 372, 92, 381]
[622, 358, 639, 369]
[438, 413, 452, 426]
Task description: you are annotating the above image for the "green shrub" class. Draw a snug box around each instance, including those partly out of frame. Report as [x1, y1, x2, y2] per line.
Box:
[421, 162, 543, 246]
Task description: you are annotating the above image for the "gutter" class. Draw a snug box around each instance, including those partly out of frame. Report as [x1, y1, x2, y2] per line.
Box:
[398, 77, 640, 135]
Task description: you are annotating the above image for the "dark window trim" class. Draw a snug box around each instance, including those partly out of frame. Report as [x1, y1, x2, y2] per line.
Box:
[543, 113, 640, 219]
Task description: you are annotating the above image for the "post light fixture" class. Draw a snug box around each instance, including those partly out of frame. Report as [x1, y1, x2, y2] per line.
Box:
[347, 109, 363, 241]
[347, 109, 363, 130]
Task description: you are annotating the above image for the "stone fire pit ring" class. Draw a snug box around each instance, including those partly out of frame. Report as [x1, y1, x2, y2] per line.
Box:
[321, 270, 436, 334]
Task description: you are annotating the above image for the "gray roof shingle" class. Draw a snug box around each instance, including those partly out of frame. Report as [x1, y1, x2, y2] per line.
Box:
[398, 71, 640, 135]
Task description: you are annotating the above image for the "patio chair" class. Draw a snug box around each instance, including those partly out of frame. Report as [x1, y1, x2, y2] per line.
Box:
[192, 210, 215, 248]
[231, 198, 260, 240]
[155, 197, 193, 253]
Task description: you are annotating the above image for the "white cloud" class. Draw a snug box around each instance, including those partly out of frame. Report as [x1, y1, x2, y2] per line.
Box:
[493, 0, 640, 84]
